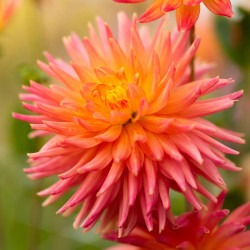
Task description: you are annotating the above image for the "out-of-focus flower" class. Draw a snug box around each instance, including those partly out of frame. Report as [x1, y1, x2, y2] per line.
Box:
[104, 191, 250, 249]
[0, 0, 20, 31]
[196, 12, 224, 65]
[13, 13, 244, 235]
[113, 0, 233, 31]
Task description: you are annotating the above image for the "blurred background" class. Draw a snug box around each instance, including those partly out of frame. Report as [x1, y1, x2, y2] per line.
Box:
[0, 0, 249, 249]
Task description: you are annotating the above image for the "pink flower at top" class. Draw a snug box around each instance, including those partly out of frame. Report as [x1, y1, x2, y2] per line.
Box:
[13, 13, 243, 236]
[113, 0, 233, 31]
[104, 191, 250, 249]
[0, 0, 21, 31]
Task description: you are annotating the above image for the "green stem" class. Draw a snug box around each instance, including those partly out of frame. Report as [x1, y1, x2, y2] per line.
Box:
[190, 25, 195, 82]
[185, 25, 196, 212]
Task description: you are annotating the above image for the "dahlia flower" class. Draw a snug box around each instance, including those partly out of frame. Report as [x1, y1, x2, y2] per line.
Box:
[105, 191, 250, 250]
[113, 0, 233, 31]
[13, 13, 244, 235]
[0, 0, 20, 31]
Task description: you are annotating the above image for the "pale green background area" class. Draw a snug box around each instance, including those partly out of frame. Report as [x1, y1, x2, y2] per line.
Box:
[0, 0, 249, 250]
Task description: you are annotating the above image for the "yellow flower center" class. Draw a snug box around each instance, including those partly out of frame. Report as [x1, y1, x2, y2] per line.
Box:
[102, 85, 129, 110]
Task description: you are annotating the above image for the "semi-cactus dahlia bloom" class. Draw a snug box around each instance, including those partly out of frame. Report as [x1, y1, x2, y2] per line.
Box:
[0, 0, 20, 31]
[104, 192, 250, 249]
[13, 13, 244, 235]
[113, 0, 233, 31]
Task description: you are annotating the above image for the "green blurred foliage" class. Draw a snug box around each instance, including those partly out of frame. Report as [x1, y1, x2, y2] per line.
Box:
[215, 7, 250, 153]
[10, 63, 48, 155]
[10, 107, 40, 154]
[170, 190, 185, 215]
[223, 187, 246, 211]
[216, 8, 250, 71]
[18, 63, 49, 85]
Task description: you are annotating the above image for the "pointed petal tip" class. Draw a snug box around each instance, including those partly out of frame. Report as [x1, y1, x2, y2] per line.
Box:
[77, 168, 86, 174]
[240, 138, 246, 144]
[73, 222, 79, 230]
[42, 201, 49, 207]
[199, 157, 204, 165]
[37, 190, 45, 197]
[23, 168, 32, 174]
[56, 207, 65, 214]
[149, 188, 154, 196]
[221, 185, 228, 191]
[36, 58, 42, 63]
[225, 9, 234, 18]
[12, 112, 17, 118]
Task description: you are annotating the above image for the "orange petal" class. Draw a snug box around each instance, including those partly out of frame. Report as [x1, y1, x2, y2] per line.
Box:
[95, 125, 122, 142]
[139, 131, 164, 161]
[77, 143, 113, 173]
[144, 157, 157, 195]
[126, 122, 147, 147]
[183, 0, 203, 5]
[98, 161, 125, 195]
[63, 136, 101, 149]
[127, 82, 147, 112]
[174, 37, 200, 83]
[75, 117, 110, 132]
[110, 110, 131, 125]
[139, 115, 173, 133]
[138, 0, 165, 23]
[161, 0, 182, 12]
[113, 129, 131, 162]
[127, 146, 144, 176]
[148, 79, 173, 114]
[203, 0, 233, 17]
[176, 4, 200, 31]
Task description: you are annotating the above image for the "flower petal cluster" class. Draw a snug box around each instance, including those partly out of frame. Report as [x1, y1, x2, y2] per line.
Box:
[113, 0, 233, 31]
[104, 191, 250, 250]
[13, 13, 244, 235]
[0, 0, 20, 31]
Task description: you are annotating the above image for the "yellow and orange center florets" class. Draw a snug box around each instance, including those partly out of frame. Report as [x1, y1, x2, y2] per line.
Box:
[103, 85, 129, 111]
[92, 82, 130, 112]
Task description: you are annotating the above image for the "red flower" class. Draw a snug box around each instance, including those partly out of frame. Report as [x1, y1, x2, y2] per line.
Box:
[104, 192, 250, 249]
